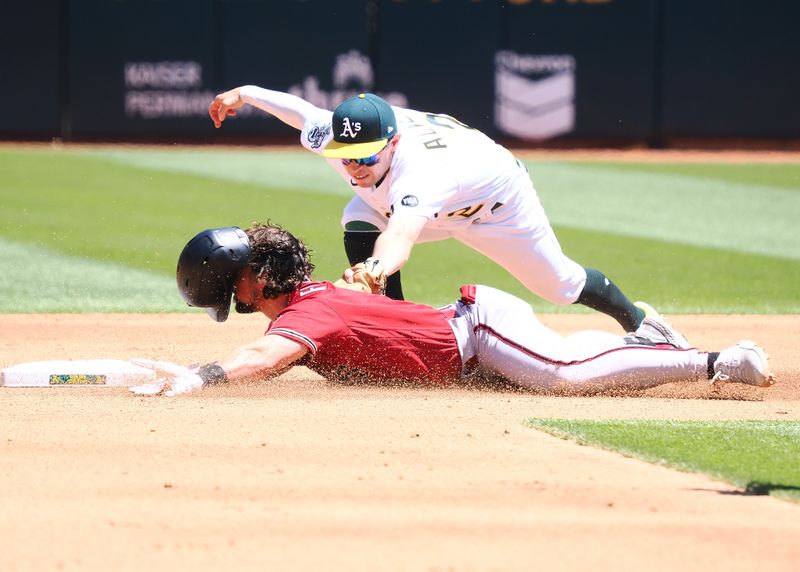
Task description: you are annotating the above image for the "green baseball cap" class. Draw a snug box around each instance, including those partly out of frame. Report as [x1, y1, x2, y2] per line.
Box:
[323, 93, 397, 159]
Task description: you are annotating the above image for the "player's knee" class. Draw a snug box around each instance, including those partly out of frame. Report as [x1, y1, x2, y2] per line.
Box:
[513, 260, 585, 306]
[548, 291, 581, 306]
[531, 278, 583, 306]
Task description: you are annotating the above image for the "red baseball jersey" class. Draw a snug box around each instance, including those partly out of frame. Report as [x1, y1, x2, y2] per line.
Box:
[266, 282, 462, 384]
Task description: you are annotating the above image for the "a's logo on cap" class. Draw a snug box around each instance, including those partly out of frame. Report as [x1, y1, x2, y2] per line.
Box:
[322, 92, 398, 159]
[339, 117, 361, 139]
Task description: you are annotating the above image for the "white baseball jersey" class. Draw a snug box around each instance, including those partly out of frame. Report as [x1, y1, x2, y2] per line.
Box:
[300, 106, 587, 305]
[303, 106, 523, 227]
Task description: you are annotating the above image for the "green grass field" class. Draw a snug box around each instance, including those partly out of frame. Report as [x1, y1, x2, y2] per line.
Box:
[528, 419, 800, 502]
[1, 146, 798, 313]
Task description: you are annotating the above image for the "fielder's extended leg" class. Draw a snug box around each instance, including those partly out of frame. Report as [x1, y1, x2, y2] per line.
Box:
[575, 267, 644, 332]
[343, 227, 404, 300]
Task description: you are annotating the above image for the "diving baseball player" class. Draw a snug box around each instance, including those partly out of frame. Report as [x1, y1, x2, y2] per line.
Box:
[129, 224, 773, 397]
[208, 87, 686, 343]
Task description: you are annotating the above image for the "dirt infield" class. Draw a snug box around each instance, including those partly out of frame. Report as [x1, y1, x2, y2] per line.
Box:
[1, 313, 798, 571]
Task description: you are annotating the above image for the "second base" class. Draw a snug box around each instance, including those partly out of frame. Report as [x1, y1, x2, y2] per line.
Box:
[2, 359, 157, 387]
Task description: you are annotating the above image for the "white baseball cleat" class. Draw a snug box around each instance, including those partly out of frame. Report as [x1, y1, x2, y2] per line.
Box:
[633, 301, 691, 349]
[711, 340, 775, 387]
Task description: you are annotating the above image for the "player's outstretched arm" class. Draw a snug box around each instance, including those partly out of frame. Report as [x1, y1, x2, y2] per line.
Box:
[130, 335, 308, 397]
[208, 85, 327, 131]
[340, 215, 426, 291]
[215, 334, 308, 381]
[370, 215, 428, 276]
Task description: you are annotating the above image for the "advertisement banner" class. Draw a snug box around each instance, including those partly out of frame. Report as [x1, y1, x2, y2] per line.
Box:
[0, 1, 62, 136]
[498, 0, 656, 141]
[660, 0, 800, 137]
[495, 51, 576, 139]
[375, 0, 501, 135]
[215, 0, 399, 135]
[68, 0, 218, 137]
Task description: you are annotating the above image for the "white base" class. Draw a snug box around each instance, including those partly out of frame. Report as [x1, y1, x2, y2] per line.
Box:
[2, 359, 157, 387]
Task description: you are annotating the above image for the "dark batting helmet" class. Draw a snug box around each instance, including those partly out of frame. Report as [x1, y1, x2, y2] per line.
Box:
[176, 227, 252, 322]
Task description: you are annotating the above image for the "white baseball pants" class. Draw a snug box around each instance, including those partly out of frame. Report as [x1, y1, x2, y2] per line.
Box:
[446, 285, 707, 392]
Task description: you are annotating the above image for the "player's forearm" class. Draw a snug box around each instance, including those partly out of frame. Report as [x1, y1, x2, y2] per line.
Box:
[371, 216, 428, 275]
[239, 85, 325, 131]
[372, 229, 414, 275]
[214, 338, 308, 382]
[215, 350, 284, 382]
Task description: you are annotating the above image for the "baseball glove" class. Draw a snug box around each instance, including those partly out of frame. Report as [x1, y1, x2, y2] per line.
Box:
[332, 278, 372, 294]
[352, 257, 387, 295]
[333, 257, 387, 295]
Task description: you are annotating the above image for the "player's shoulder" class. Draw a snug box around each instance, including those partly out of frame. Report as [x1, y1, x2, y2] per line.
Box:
[394, 106, 427, 130]
[290, 281, 336, 302]
[288, 281, 377, 305]
[301, 110, 334, 153]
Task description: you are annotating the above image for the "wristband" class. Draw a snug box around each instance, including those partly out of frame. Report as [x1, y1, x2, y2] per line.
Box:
[197, 363, 228, 385]
[363, 257, 382, 272]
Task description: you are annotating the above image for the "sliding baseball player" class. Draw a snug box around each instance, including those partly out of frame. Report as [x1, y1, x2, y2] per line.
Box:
[130, 224, 772, 397]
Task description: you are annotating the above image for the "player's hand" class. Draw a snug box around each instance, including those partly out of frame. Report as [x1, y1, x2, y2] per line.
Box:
[208, 88, 245, 128]
[340, 257, 387, 295]
[332, 277, 371, 293]
[128, 358, 204, 397]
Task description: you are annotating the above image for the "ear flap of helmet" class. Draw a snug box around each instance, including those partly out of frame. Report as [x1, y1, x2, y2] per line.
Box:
[205, 302, 231, 323]
[176, 227, 252, 322]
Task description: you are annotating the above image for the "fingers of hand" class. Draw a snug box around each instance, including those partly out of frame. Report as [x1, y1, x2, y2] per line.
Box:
[217, 104, 230, 123]
[342, 267, 356, 283]
[164, 373, 204, 397]
[208, 101, 224, 127]
[332, 278, 372, 293]
[349, 258, 387, 295]
[164, 378, 194, 397]
[129, 381, 167, 396]
[128, 359, 202, 397]
[130, 358, 189, 377]
[129, 372, 203, 398]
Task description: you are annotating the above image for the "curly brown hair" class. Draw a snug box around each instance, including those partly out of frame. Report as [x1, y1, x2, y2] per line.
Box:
[244, 222, 315, 299]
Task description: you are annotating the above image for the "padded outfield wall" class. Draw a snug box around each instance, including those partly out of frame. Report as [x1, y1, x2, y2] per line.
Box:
[1, 0, 798, 143]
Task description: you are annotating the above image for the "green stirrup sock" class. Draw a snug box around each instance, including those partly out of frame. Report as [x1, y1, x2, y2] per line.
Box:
[575, 268, 644, 332]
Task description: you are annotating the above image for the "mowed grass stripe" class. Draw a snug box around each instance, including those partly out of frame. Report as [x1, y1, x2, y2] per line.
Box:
[582, 161, 800, 191]
[83, 147, 350, 196]
[552, 226, 800, 314]
[6, 147, 799, 259]
[529, 161, 800, 260]
[95, 149, 800, 259]
[23, 147, 800, 259]
[0, 238, 185, 312]
[0, 150, 349, 275]
[527, 419, 800, 502]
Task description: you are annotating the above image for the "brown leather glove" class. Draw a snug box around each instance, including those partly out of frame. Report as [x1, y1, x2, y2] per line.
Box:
[332, 278, 372, 293]
[333, 257, 387, 295]
[351, 258, 387, 295]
